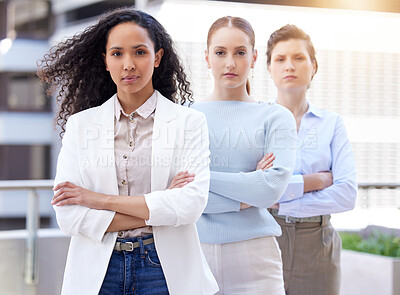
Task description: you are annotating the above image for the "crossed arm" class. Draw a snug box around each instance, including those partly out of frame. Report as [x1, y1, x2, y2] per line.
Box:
[52, 171, 195, 233]
[270, 172, 333, 210]
[51, 150, 276, 232]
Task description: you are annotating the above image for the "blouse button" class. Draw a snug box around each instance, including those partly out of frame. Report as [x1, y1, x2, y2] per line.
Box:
[118, 231, 123, 237]
[122, 180, 127, 186]
[129, 141, 133, 147]
[123, 154, 128, 159]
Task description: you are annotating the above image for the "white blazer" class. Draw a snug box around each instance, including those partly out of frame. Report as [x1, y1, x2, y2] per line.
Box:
[54, 91, 218, 295]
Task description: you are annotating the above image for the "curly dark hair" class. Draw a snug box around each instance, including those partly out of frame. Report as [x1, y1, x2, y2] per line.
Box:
[38, 8, 193, 136]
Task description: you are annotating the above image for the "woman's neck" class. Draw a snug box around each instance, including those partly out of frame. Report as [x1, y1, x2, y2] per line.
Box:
[117, 88, 154, 114]
[207, 84, 254, 102]
[276, 90, 308, 118]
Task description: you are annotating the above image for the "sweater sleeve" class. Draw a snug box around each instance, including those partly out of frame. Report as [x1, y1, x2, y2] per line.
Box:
[208, 106, 297, 208]
[203, 191, 241, 213]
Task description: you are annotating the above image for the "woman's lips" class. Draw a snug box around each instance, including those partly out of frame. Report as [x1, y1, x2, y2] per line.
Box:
[284, 75, 297, 80]
[122, 75, 139, 82]
[223, 73, 238, 78]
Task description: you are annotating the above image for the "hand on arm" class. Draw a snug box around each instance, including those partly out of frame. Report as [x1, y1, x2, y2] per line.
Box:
[53, 171, 195, 225]
[303, 172, 333, 193]
[241, 152, 275, 210]
[168, 171, 195, 189]
[51, 181, 146, 220]
[52, 181, 110, 209]
[207, 107, 296, 210]
[256, 152, 275, 171]
[106, 171, 194, 232]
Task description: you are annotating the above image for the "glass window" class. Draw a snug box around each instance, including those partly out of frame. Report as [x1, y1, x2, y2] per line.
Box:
[0, 2, 6, 39]
[12, 1, 52, 39]
[0, 145, 51, 180]
[1, 72, 50, 112]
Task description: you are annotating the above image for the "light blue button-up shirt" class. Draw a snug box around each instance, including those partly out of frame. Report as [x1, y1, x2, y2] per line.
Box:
[277, 102, 357, 218]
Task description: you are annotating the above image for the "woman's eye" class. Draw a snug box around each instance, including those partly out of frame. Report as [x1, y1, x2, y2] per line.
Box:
[112, 51, 122, 57]
[296, 56, 304, 60]
[237, 51, 246, 56]
[136, 50, 146, 55]
[215, 51, 225, 56]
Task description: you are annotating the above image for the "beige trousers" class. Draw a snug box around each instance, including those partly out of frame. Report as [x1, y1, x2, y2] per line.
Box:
[201, 236, 285, 295]
[274, 216, 341, 295]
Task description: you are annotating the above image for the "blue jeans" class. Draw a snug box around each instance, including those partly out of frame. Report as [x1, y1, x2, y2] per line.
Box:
[99, 235, 169, 295]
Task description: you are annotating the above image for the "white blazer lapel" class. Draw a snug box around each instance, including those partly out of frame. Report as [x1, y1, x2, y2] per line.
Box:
[151, 93, 178, 191]
[89, 95, 119, 195]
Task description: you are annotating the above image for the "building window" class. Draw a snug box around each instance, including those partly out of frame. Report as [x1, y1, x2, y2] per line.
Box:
[0, 145, 51, 180]
[64, 0, 135, 24]
[0, 1, 6, 39]
[10, 0, 52, 40]
[0, 72, 50, 112]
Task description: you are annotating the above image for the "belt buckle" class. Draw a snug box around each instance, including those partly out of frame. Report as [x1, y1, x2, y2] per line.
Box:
[124, 242, 134, 251]
[285, 215, 296, 224]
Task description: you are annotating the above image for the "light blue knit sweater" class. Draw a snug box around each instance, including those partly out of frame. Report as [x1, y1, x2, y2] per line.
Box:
[192, 101, 297, 244]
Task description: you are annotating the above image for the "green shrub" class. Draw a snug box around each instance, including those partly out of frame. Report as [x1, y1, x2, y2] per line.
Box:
[340, 230, 400, 258]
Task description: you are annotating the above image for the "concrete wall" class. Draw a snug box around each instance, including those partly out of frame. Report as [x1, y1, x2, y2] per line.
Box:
[341, 249, 400, 295]
[0, 229, 70, 295]
[2, 229, 400, 294]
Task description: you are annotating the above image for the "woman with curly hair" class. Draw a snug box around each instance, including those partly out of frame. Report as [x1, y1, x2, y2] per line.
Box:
[39, 8, 218, 295]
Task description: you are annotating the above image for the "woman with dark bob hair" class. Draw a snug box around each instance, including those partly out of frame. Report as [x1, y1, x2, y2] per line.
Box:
[39, 8, 218, 295]
[266, 24, 357, 295]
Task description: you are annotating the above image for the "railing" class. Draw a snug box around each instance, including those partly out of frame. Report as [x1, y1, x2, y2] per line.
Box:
[0, 179, 54, 285]
[0, 180, 399, 286]
[357, 182, 400, 209]
[358, 183, 400, 189]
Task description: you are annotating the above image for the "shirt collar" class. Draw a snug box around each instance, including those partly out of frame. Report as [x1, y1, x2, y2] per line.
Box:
[115, 91, 157, 121]
[272, 98, 324, 118]
[306, 102, 324, 118]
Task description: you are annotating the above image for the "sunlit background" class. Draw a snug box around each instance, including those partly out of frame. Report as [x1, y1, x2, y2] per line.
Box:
[0, 0, 399, 294]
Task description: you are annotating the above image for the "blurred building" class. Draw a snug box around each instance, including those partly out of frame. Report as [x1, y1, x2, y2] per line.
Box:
[0, 0, 53, 229]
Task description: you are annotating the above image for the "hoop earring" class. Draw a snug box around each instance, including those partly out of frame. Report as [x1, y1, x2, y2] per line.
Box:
[251, 68, 254, 79]
[207, 69, 211, 80]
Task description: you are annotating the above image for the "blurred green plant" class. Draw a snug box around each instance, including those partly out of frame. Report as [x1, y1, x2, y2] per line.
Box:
[340, 230, 400, 258]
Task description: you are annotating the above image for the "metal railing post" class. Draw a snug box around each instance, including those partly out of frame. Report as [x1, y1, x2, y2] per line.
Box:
[0, 180, 54, 287]
[25, 188, 40, 285]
